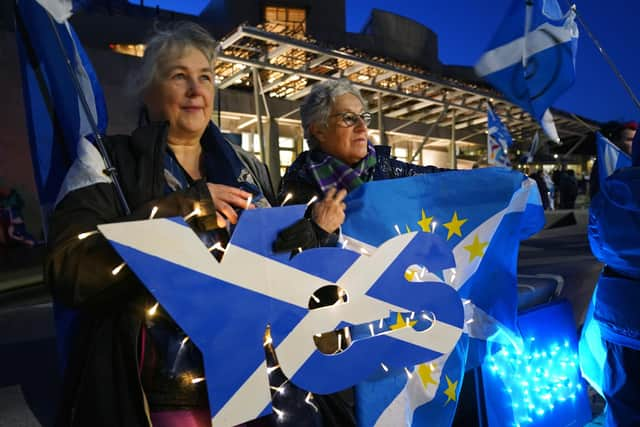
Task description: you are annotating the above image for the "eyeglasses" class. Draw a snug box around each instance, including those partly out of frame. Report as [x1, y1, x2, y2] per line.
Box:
[330, 111, 372, 127]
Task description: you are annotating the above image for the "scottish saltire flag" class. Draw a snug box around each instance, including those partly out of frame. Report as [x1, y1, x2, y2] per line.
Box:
[341, 168, 545, 426]
[475, 0, 578, 123]
[580, 132, 636, 398]
[16, 0, 108, 233]
[100, 203, 468, 426]
[487, 105, 513, 167]
[596, 132, 632, 181]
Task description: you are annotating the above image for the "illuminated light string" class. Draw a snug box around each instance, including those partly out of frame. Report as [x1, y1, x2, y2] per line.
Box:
[183, 206, 201, 221]
[280, 192, 293, 206]
[149, 205, 158, 219]
[306, 195, 318, 207]
[77, 230, 99, 240]
[147, 302, 159, 316]
[208, 242, 227, 253]
[488, 338, 583, 425]
[245, 194, 253, 210]
[111, 262, 126, 276]
[305, 392, 319, 412]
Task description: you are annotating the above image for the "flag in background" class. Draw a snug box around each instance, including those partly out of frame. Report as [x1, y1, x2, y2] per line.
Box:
[16, 0, 108, 233]
[342, 168, 544, 426]
[596, 132, 632, 181]
[524, 131, 540, 163]
[475, 0, 578, 140]
[487, 104, 513, 167]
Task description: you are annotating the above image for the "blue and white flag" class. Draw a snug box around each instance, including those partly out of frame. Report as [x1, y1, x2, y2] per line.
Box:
[580, 132, 635, 397]
[596, 132, 632, 182]
[524, 131, 540, 163]
[487, 105, 513, 167]
[475, 0, 578, 123]
[341, 169, 545, 427]
[16, 0, 108, 232]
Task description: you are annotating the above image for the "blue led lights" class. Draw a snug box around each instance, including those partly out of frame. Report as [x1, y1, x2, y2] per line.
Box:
[488, 336, 584, 426]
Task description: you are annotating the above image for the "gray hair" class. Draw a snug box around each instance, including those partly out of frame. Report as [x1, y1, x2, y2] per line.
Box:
[132, 21, 217, 100]
[300, 79, 366, 149]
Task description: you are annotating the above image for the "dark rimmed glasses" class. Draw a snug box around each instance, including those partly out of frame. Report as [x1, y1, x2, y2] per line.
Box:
[330, 111, 372, 127]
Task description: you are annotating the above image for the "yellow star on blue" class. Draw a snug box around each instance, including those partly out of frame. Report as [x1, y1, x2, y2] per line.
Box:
[443, 211, 467, 240]
[417, 209, 434, 233]
[443, 375, 458, 405]
[463, 234, 489, 262]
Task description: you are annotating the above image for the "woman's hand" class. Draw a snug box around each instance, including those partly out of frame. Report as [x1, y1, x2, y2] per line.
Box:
[206, 184, 255, 227]
[312, 188, 347, 233]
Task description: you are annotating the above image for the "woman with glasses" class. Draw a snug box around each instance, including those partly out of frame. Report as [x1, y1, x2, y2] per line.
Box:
[274, 79, 443, 251]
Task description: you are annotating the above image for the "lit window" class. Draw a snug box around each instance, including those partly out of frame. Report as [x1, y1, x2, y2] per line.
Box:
[264, 6, 306, 34]
[109, 43, 145, 58]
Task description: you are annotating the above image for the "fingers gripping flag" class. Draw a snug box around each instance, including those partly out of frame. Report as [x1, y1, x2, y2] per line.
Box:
[475, 0, 578, 124]
[341, 168, 544, 426]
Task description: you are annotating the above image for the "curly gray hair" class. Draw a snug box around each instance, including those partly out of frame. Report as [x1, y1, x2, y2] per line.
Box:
[132, 21, 217, 100]
[300, 79, 367, 149]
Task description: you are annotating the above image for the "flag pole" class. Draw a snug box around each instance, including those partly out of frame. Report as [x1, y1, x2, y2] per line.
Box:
[44, 12, 131, 215]
[567, 2, 640, 112]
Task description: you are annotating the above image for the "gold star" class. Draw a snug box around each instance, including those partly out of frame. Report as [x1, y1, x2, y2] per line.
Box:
[443, 375, 458, 405]
[389, 312, 417, 330]
[443, 211, 468, 240]
[417, 362, 438, 389]
[463, 234, 489, 262]
[417, 209, 433, 233]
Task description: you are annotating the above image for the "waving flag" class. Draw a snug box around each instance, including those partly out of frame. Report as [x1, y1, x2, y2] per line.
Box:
[475, 0, 578, 135]
[596, 132, 632, 181]
[487, 105, 513, 167]
[16, 0, 108, 233]
[341, 168, 544, 426]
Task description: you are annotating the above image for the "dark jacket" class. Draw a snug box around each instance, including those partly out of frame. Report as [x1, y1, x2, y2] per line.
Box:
[47, 122, 275, 427]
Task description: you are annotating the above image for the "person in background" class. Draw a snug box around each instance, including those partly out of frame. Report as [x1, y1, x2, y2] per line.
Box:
[590, 121, 637, 199]
[47, 22, 275, 427]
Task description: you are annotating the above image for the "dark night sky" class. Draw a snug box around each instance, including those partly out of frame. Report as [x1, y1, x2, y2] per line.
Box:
[134, 0, 639, 124]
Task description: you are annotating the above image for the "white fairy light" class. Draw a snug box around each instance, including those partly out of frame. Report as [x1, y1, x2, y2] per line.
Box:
[305, 392, 319, 412]
[111, 262, 126, 276]
[191, 377, 205, 384]
[180, 336, 190, 347]
[208, 242, 227, 253]
[183, 207, 201, 221]
[272, 407, 285, 420]
[297, 247, 303, 254]
[337, 333, 342, 350]
[314, 333, 322, 338]
[463, 299, 471, 305]
[359, 247, 370, 255]
[341, 239, 349, 249]
[404, 367, 413, 379]
[245, 194, 253, 210]
[380, 362, 389, 372]
[466, 318, 475, 324]
[394, 224, 401, 235]
[149, 206, 158, 219]
[280, 193, 293, 206]
[266, 365, 280, 375]
[147, 302, 159, 316]
[263, 333, 273, 347]
[368, 323, 375, 337]
[410, 311, 415, 320]
[431, 221, 437, 233]
[378, 318, 384, 329]
[78, 230, 99, 240]
[306, 195, 318, 207]
[310, 294, 320, 303]
[405, 317, 411, 327]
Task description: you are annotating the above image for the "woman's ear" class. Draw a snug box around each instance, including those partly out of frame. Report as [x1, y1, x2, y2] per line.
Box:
[310, 122, 327, 144]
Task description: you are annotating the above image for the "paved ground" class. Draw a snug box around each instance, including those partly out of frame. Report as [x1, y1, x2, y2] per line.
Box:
[0, 209, 607, 426]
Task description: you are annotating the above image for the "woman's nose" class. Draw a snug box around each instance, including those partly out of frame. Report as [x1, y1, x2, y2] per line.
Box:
[186, 77, 206, 96]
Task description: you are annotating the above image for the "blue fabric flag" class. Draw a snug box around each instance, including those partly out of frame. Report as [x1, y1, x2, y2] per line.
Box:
[341, 168, 545, 426]
[524, 131, 540, 164]
[16, 0, 107, 228]
[475, 0, 578, 122]
[580, 132, 639, 399]
[487, 105, 513, 167]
